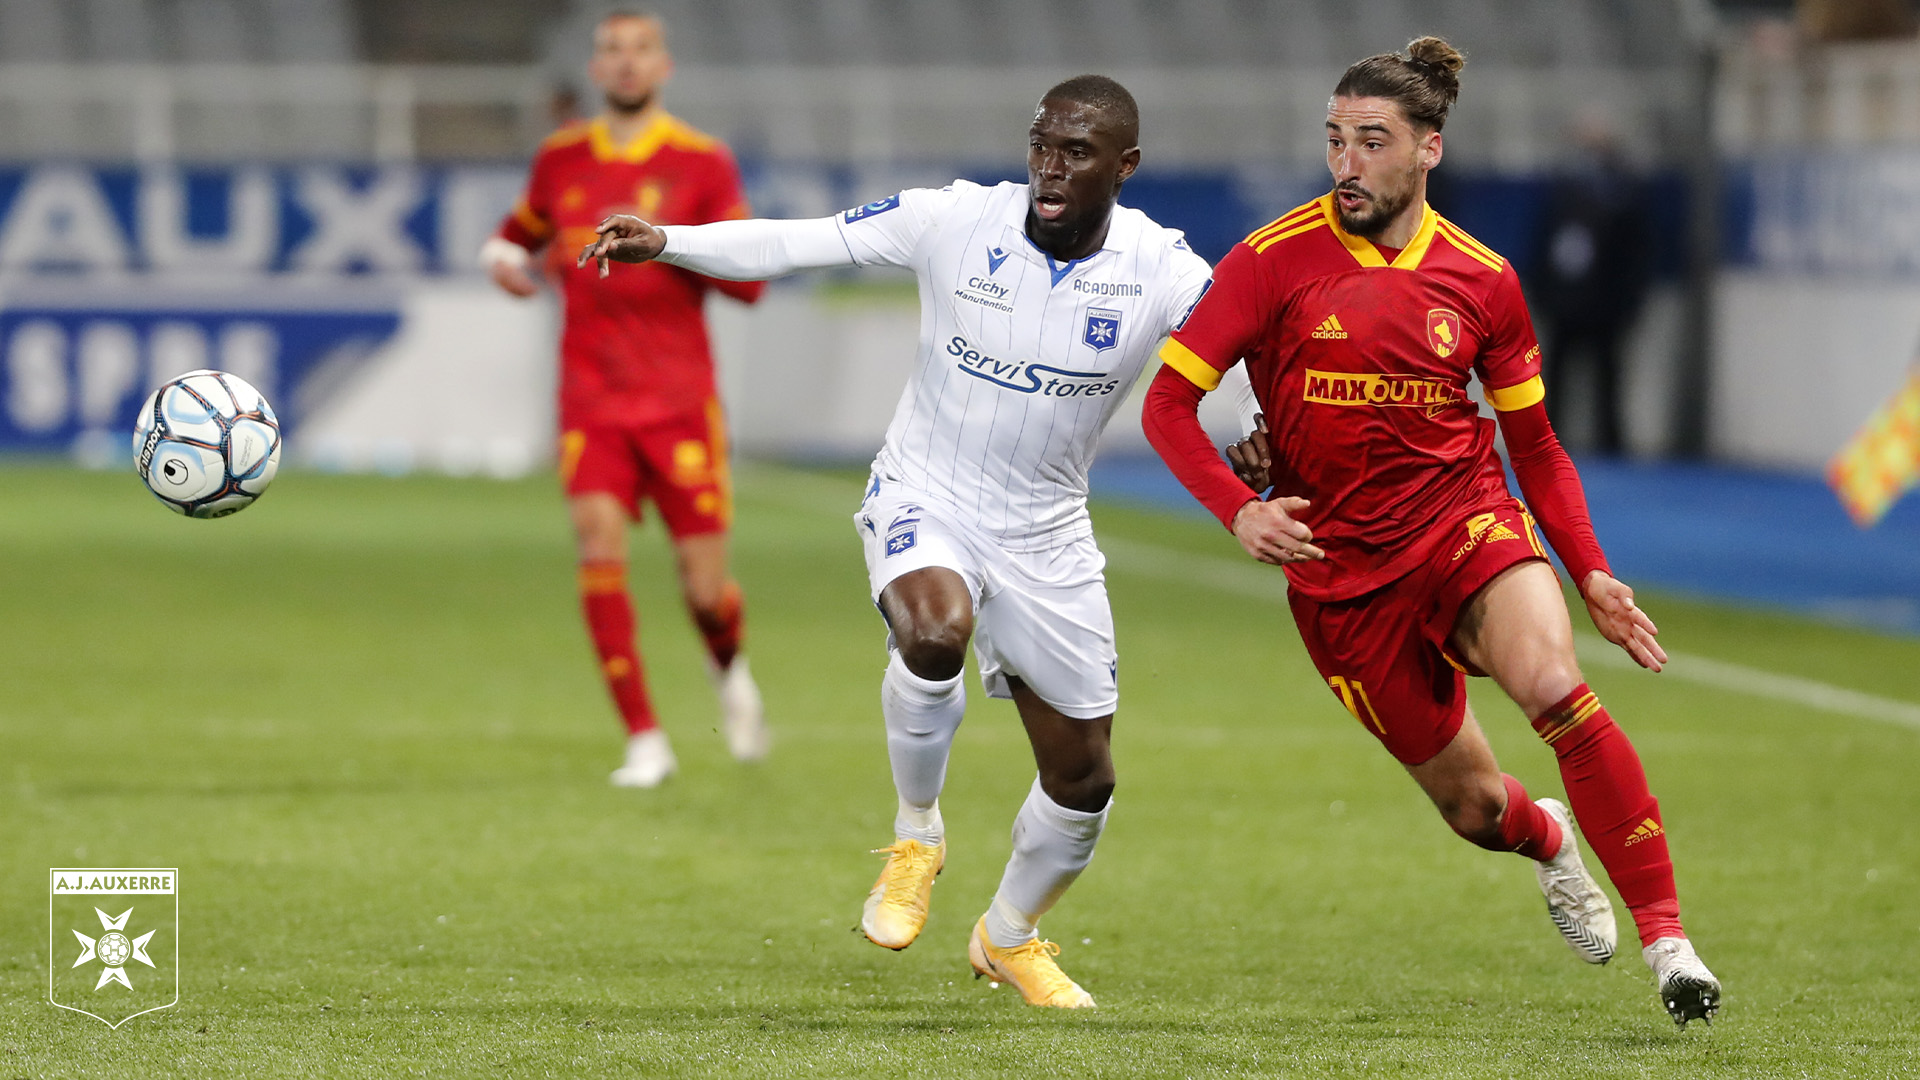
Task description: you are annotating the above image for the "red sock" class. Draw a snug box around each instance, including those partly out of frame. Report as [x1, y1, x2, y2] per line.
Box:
[1534, 684, 1685, 946]
[1497, 774, 1563, 861]
[694, 581, 744, 671]
[579, 560, 657, 735]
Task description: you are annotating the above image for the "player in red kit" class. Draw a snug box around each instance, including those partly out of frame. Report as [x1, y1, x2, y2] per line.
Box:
[482, 11, 768, 787]
[1142, 38, 1721, 1027]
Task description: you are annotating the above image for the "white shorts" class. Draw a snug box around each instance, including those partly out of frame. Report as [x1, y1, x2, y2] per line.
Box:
[856, 477, 1118, 720]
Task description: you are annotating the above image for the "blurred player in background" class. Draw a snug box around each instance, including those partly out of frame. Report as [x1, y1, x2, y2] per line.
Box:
[482, 10, 768, 788]
[1143, 38, 1721, 1027]
[583, 76, 1241, 1008]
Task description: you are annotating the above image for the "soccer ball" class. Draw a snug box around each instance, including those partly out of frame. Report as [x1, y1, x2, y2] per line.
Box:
[132, 369, 282, 518]
[97, 931, 131, 967]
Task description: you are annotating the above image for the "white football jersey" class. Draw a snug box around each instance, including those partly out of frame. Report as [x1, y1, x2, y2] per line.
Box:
[834, 180, 1213, 551]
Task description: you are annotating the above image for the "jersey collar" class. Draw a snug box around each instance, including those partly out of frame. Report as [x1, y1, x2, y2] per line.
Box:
[589, 112, 676, 164]
[1010, 189, 1130, 286]
[1322, 193, 1439, 270]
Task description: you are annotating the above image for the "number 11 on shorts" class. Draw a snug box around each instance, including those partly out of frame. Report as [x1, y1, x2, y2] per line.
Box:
[1328, 676, 1386, 735]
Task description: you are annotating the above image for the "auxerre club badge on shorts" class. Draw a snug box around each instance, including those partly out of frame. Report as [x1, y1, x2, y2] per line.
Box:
[49, 868, 178, 1028]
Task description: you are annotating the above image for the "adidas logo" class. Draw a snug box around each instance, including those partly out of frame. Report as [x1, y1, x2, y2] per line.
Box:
[1484, 522, 1521, 543]
[1623, 818, 1665, 847]
[1311, 314, 1349, 339]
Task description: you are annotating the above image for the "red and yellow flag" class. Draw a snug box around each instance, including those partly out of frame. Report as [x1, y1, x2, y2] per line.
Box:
[1828, 368, 1920, 528]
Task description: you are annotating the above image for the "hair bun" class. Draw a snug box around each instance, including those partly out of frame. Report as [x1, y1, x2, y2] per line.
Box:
[1406, 36, 1465, 78]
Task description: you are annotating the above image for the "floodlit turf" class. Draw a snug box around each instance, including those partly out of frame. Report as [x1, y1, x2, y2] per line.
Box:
[3, 462, 1917, 1078]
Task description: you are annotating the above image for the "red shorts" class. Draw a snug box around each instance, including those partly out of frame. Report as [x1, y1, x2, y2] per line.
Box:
[1287, 498, 1548, 766]
[560, 398, 732, 539]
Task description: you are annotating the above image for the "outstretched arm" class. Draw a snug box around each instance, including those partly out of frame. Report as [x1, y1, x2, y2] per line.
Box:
[579, 214, 855, 281]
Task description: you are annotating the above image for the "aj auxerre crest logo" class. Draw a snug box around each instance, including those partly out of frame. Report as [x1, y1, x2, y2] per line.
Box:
[1083, 309, 1121, 353]
[49, 868, 178, 1028]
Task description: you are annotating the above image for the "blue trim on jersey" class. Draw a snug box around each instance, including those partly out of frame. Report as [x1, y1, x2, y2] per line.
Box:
[1023, 232, 1102, 288]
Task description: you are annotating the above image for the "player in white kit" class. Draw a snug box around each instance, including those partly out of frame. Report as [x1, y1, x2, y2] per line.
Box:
[580, 76, 1223, 1008]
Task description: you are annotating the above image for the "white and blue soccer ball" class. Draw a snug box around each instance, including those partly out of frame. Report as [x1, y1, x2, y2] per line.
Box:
[132, 369, 282, 518]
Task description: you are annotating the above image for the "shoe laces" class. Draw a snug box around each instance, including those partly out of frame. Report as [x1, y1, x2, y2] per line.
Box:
[1540, 860, 1604, 918]
[871, 841, 940, 906]
[997, 938, 1079, 1000]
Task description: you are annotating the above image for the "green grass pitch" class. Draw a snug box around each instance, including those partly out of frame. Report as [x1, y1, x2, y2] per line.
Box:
[3, 462, 1917, 1078]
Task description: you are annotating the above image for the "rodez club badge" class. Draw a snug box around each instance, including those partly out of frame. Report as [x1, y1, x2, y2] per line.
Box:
[49, 868, 178, 1028]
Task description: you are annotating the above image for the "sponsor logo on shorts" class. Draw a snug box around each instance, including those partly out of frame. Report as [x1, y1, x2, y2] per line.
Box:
[1450, 511, 1523, 561]
[671, 440, 712, 486]
[1303, 369, 1465, 417]
[1623, 817, 1665, 847]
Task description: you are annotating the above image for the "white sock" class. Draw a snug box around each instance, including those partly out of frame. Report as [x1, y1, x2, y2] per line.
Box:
[882, 649, 964, 845]
[983, 776, 1109, 948]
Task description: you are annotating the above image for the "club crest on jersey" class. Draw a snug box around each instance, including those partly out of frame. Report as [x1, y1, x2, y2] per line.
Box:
[1427, 308, 1462, 358]
[885, 525, 917, 557]
[985, 246, 1010, 275]
[843, 194, 902, 223]
[1083, 309, 1121, 353]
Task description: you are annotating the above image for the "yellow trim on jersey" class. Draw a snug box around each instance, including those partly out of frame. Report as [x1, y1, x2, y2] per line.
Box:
[588, 112, 716, 164]
[1254, 215, 1329, 253]
[539, 122, 591, 151]
[1159, 338, 1224, 392]
[512, 200, 552, 239]
[1325, 198, 1440, 271]
[1244, 201, 1324, 248]
[1437, 220, 1506, 272]
[1485, 375, 1546, 412]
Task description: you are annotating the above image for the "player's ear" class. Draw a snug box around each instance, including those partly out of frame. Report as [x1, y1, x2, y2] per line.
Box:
[1421, 129, 1443, 173]
[1115, 147, 1141, 189]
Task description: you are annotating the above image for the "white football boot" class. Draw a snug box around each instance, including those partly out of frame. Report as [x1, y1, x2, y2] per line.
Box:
[609, 729, 677, 788]
[1533, 798, 1619, 964]
[1644, 937, 1721, 1028]
[713, 657, 770, 762]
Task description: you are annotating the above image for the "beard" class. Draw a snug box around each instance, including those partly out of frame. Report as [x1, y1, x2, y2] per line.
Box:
[604, 87, 655, 115]
[1334, 169, 1418, 238]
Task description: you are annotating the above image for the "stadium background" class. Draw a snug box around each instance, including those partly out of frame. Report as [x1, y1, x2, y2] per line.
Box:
[3, 1, 1918, 1076]
[1, 0, 1917, 629]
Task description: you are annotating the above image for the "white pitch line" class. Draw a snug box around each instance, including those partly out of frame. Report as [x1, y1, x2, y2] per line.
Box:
[740, 466, 1920, 734]
[1098, 539, 1920, 734]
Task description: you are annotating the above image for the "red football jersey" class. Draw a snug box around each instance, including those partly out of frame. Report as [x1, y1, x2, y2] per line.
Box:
[1162, 194, 1547, 601]
[498, 113, 764, 429]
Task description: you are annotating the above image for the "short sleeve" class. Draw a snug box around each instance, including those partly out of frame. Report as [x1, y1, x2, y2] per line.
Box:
[697, 146, 753, 225]
[833, 184, 967, 270]
[498, 148, 558, 250]
[1160, 241, 1272, 392]
[1477, 263, 1546, 413]
[1162, 233, 1216, 338]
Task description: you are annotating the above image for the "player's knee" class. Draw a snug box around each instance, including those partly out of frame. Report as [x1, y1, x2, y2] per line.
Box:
[1040, 766, 1114, 814]
[1515, 657, 1584, 717]
[895, 627, 969, 682]
[570, 504, 627, 561]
